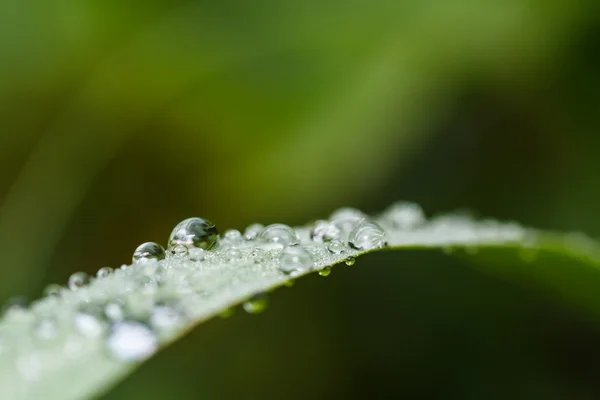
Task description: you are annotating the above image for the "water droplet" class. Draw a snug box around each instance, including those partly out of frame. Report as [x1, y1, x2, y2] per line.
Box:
[188, 247, 206, 261]
[35, 318, 58, 340]
[348, 220, 387, 250]
[330, 207, 366, 235]
[283, 280, 295, 287]
[96, 267, 113, 279]
[219, 308, 234, 319]
[171, 244, 189, 256]
[168, 217, 219, 252]
[383, 201, 426, 229]
[107, 321, 158, 362]
[319, 266, 332, 277]
[105, 301, 125, 321]
[68, 272, 90, 290]
[259, 224, 299, 247]
[327, 239, 346, 254]
[252, 248, 267, 264]
[74, 312, 105, 338]
[225, 247, 242, 261]
[133, 242, 166, 263]
[223, 229, 242, 243]
[310, 220, 341, 243]
[244, 223, 264, 240]
[243, 294, 268, 314]
[150, 305, 184, 333]
[279, 246, 313, 274]
[345, 257, 355, 266]
[43, 284, 63, 298]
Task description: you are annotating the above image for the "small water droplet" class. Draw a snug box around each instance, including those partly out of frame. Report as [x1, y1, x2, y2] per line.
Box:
[330, 207, 367, 235]
[168, 217, 219, 252]
[223, 229, 242, 243]
[319, 266, 332, 277]
[348, 219, 387, 250]
[107, 321, 158, 362]
[188, 247, 206, 261]
[150, 305, 184, 333]
[35, 318, 58, 340]
[244, 223, 264, 240]
[310, 220, 341, 243]
[345, 257, 355, 266]
[74, 312, 105, 338]
[43, 284, 64, 298]
[279, 245, 313, 274]
[259, 224, 299, 247]
[383, 201, 426, 229]
[171, 244, 189, 257]
[283, 280, 295, 287]
[96, 267, 114, 279]
[327, 239, 346, 254]
[105, 301, 125, 321]
[133, 242, 166, 263]
[68, 272, 90, 290]
[219, 308, 234, 319]
[243, 294, 268, 314]
[225, 247, 242, 261]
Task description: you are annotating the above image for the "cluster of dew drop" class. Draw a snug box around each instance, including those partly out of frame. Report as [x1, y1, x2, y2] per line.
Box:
[0, 201, 535, 392]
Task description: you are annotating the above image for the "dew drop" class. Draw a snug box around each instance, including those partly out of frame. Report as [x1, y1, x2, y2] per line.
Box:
[171, 244, 189, 257]
[107, 321, 158, 362]
[310, 220, 341, 243]
[43, 284, 64, 298]
[348, 219, 387, 250]
[345, 256, 355, 266]
[244, 223, 264, 240]
[279, 245, 313, 274]
[330, 207, 367, 235]
[319, 266, 332, 277]
[259, 224, 299, 247]
[96, 267, 114, 279]
[105, 301, 125, 321]
[383, 201, 426, 229]
[284, 280, 295, 287]
[35, 318, 58, 340]
[188, 247, 206, 262]
[74, 312, 105, 338]
[223, 229, 242, 243]
[243, 294, 268, 314]
[327, 239, 346, 254]
[68, 272, 90, 290]
[168, 217, 219, 251]
[219, 308, 234, 319]
[133, 242, 166, 263]
[150, 305, 185, 333]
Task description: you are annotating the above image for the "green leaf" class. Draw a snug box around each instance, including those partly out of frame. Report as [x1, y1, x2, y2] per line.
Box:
[0, 202, 599, 400]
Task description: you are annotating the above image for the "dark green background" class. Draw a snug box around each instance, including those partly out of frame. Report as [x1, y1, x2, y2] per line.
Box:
[0, 1, 599, 398]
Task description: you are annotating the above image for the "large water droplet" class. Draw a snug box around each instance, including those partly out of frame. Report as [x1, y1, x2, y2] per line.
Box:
[68, 272, 90, 290]
[107, 321, 158, 362]
[168, 217, 219, 251]
[279, 245, 313, 274]
[348, 220, 387, 250]
[223, 229, 242, 243]
[383, 201, 426, 229]
[310, 220, 341, 243]
[330, 207, 367, 238]
[133, 242, 166, 263]
[243, 294, 268, 314]
[259, 224, 299, 247]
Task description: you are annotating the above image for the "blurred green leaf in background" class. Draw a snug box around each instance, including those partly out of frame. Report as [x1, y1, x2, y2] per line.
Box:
[0, 0, 599, 398]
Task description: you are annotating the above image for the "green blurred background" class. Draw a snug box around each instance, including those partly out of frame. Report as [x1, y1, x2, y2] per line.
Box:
[1, 0, 600, 398]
